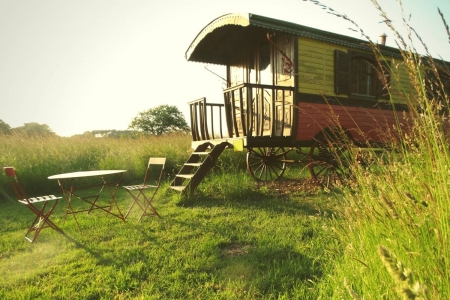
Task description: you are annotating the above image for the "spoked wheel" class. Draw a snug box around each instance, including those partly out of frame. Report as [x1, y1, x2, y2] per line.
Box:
[247, 147, 287, 181]
[308, 135, 353, 188]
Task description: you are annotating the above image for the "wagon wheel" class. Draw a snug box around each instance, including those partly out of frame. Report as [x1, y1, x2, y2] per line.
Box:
[308, 134, 353, 188]
[247, 147, 287, 181]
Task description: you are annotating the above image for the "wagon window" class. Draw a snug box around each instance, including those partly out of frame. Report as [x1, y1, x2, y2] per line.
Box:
[350, 57, 377, 96]
[335, 50, 391, 100]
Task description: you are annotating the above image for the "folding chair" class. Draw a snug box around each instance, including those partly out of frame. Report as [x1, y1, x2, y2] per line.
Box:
[3, 167, 64, 242]
[122, 157, 166, 221]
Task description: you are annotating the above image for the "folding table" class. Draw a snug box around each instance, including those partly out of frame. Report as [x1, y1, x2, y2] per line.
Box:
[48, 170, 127, 230]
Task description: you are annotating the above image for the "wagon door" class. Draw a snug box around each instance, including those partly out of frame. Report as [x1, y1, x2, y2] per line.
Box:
[257, 44, 273, 137]
[274, 33, 295, 137]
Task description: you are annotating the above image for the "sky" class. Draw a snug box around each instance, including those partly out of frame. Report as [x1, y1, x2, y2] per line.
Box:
[1, 0, 449, 137]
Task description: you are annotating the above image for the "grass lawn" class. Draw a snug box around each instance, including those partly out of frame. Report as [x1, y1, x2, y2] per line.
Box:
[0, 170, 341, 299]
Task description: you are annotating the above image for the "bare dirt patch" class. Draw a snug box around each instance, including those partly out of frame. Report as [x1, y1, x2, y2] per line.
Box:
[221, 243, 252, 257]
[258, 178, 321, 197]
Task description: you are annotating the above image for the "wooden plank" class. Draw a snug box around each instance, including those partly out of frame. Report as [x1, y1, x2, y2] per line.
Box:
[184, 163, 202, 167]
[296, 100, 409, 143]
[177, 174, 194, 179]
[170, 186, 186, 192]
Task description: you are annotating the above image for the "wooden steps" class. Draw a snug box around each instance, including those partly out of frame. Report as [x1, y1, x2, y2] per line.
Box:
[169, 141, 231, 194]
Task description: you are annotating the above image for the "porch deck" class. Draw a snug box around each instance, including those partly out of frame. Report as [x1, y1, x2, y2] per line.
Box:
[189, 83, 295, 149]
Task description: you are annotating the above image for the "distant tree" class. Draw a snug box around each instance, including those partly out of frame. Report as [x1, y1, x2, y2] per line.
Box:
[13, 122, 55, 136]
[128, 105, 190, 135]
[0, 119, 11, 134]
[89, 129, 136, 138]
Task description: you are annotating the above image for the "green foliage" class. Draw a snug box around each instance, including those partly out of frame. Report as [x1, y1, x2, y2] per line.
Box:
[12, 122, 55, 136]
[129, 104, 190, 135]
[80, 129, 137, 138]
[0, 119, 11, 134]
[0, 121, 56, 137]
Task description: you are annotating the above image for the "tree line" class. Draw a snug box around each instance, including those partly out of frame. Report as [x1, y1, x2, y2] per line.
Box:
[0, 120, 55, 136]
[1, 105, 190, 137]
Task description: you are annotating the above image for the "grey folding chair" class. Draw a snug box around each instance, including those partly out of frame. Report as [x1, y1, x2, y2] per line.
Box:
[4, 167, 64, 242]
[122, 157, 166, 221]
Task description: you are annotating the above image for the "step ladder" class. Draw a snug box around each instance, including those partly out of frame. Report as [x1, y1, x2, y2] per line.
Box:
[169, 141, 231, 194]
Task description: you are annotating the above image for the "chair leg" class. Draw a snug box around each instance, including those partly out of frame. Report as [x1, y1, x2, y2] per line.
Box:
[24, 200, 63, 242]
[138, 190, 160, 221]
[63, 198, 82, 232]
[124, 194, 138, 219]
[124, 190, 147, 219]
[138, 202, 160, 221]
[25, 214, 43, 243]
[125, 189, 160, 221]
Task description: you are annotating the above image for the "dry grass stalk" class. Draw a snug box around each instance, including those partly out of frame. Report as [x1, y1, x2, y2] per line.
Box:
[438, 8, 450, 45]
[380, 193, 399, 219]
[404, 192, 428, 208]
[378, 245, 428, 299]
[344, 278, 361, 300]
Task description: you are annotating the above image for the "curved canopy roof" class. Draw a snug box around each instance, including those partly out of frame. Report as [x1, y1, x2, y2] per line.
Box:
[185, 13, 401, 65]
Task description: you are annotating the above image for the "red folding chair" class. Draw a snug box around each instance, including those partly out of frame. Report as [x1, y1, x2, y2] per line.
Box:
[122, 157, 166, 221]
[4, 167, 64, 242]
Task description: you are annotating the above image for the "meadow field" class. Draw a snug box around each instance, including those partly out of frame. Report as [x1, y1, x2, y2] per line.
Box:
[1, 1, 450, 298]
[0, 119, 449, 299]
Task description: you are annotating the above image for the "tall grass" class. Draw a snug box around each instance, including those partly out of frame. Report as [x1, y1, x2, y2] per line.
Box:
[311, 1, 450, 299]
[0, 133, 195, 197]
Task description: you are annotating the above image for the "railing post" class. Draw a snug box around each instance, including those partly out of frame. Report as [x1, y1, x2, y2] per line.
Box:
[231, 90, 240, 137]
[247, 86, 253, 137]
[189, 101, 199, 141]
[259, 86, 264, 136]
[239, 86, 246, 136]
[199, 98, 208, 140]
[281, 89, 286, 135]
[209, 105, 214, 139]
[218, 106, 223, 139]
[224, 91, 234, 138]
[271, 87, 276, 137]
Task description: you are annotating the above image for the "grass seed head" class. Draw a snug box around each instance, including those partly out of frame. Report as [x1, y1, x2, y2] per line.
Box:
[378, 245, 428, 299]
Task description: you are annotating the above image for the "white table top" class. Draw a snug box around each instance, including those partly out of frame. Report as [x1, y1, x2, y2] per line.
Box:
[48, 170, 127, 180]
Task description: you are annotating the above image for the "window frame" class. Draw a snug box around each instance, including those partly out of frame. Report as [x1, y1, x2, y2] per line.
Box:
[350, 56, 377, 97]
[334, 50, 391, 101]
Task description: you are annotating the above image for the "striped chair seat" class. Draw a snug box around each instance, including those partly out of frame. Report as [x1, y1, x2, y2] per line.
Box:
[19, 195, 62, 205]
[123, 184, 157, 191]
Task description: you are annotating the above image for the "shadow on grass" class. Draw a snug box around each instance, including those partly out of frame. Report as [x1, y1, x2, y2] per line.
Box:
[212, 243, 321, 295]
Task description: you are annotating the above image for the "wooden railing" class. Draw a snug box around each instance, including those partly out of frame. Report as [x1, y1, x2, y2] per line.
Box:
[189, 84, 295, 142]
[189, 98, 226, 141]
[223, 83, 295, 138]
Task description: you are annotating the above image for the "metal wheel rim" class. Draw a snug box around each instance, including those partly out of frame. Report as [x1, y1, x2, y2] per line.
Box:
[247, 147, 287, 181]
[308, 138, 351, 188]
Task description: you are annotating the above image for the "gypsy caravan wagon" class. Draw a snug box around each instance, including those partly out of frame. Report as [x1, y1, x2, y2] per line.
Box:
[169, 13, 449, 193]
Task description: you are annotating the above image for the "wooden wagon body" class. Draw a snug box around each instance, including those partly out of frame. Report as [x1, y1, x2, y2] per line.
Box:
[170, 13, 448, 192]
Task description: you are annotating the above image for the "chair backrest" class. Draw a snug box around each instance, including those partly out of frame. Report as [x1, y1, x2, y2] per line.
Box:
[3, 167, 28, 202]
[143, 157, 166, 186]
